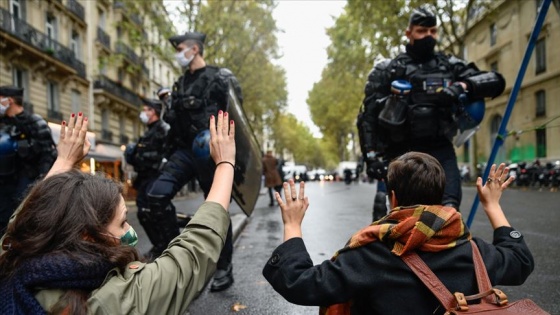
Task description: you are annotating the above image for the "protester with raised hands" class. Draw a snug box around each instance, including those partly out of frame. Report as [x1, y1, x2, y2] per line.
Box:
[0, 111, 237, 314]
[263, 152, 534, 315]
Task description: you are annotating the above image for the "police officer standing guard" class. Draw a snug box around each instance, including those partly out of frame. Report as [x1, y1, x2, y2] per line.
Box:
[0, 86, 57, 234]
[358, 6, 505, 220]
[125, 98, 169, 258]
[147, 31, 242, 292]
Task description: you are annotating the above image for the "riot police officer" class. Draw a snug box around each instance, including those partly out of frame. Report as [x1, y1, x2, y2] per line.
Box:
[0, 86, 57, 234]
[358, 6, 505, 220]
[125, 98, 169, 258]
[147, 31, 242, 292]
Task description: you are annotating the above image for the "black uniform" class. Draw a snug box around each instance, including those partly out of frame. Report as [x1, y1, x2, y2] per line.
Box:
[126, 119, 168, 253]
[359, 42, 504, 220]
[0, 112, 56, 233]
[147, 65, 242, 263]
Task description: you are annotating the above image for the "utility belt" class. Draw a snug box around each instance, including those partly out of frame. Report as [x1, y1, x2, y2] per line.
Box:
[378, 96, 455, 143]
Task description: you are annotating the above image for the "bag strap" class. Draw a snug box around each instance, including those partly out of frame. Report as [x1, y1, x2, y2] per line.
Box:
[401, 252, 458, 310]
[401, 240, 502, 311]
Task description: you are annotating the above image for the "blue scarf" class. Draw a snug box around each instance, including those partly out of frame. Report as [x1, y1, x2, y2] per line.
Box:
[0, 253, 113, 314]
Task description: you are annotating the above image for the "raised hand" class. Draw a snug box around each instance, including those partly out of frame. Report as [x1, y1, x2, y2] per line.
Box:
[476, 163, 514, 228]
[45, 113, 90, 178]
[209, 110, 235, 167]
[276, 179, 309, 241]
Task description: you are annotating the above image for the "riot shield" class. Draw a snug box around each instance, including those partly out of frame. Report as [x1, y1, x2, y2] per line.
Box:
[226, 84, 262, 217]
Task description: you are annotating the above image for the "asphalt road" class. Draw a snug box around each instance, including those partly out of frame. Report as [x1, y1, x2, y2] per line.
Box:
[128, 181, 560, 314]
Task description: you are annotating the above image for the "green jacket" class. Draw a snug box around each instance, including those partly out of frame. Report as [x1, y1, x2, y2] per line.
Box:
[3, 201, 230, 314]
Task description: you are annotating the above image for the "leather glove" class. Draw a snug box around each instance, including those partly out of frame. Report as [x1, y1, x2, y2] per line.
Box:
[440, 82, 465, 107]
[366, 160, 387, 181]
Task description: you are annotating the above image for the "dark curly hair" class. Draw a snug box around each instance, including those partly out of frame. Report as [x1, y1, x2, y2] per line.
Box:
[0, 169, 141, 314]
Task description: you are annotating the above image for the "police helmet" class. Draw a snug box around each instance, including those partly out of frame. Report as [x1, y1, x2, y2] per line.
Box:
[156, 87, 171, 100]
[409, 5, 437, 27]
[0, 130, 17, 176]
[458, 99, 485, 131]
[192, 129, 211, 159]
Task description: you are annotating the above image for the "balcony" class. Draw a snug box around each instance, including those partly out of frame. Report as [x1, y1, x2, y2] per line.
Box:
[101, 129, 113, 142]
[113, 2, 143, 25]
[116, 42, 141, 65]
[94, 75, 142, 108]
[97, 27, 111, 50]
[0, 8, 86, 78]
[66, 0, 85, 22]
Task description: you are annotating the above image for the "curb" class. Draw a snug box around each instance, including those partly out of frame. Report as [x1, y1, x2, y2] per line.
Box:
[231, 213, 249, 244]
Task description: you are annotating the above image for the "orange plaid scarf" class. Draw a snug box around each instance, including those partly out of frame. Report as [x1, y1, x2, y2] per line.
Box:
[320, 205, 471, 315]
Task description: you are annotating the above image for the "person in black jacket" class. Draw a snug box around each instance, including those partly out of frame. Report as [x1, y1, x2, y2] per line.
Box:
[357, 6, 505, 220]
[125, 98, 169, 258]
[0, 86, 56, 234]
[263, 152, 534, 314]
[147, 31, 243, 292]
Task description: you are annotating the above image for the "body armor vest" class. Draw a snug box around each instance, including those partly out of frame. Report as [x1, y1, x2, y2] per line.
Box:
[170, 66, 223, 148]
[133, 120, 168, 175]
[380, 53, 457, 143]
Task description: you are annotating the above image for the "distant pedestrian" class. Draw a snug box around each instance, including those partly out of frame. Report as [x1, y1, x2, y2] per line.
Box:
[263, 150, 283, 206]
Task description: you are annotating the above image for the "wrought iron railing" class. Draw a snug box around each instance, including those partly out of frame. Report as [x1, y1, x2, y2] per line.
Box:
[0, 8, 86, 78]
[93, 75, 142, 108]
[116, 42, 141, 65]
[97, 27, 111, 49]
[66, 0, 85, 21]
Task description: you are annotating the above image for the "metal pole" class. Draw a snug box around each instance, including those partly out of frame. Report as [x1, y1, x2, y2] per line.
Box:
[466, 0, 552, 227]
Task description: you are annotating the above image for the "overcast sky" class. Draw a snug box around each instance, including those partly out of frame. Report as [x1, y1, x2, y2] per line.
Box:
[164, 0, 346, 137]
[273, 1, 345, 137]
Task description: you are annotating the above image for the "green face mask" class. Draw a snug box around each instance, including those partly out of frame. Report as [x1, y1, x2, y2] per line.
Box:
[104, 226, 138, 247]
[119, 226, 138, 247]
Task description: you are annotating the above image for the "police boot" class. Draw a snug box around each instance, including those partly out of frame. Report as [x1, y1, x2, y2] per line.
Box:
[210, 263, 234, 292]
[373, 191, 388, 222]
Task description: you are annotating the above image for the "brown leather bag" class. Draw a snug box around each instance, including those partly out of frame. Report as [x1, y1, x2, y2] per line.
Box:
[401, 240, 549, 314]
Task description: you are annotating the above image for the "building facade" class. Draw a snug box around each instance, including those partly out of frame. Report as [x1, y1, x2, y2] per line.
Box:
[458, 0, 560, 167]
[0, 0, 179, 187]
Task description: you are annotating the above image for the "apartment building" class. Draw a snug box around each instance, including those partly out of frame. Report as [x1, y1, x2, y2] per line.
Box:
[458, 0, 560, 167]
[0, 0, 179, 183]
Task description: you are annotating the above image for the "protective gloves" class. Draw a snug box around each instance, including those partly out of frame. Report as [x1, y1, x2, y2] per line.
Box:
[440, 82, 465, 107]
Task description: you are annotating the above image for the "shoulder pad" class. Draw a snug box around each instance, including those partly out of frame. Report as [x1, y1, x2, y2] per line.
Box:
[368, 59, 392, 81]
[31, 114, 48, 128]
[447, 54, 468, 66]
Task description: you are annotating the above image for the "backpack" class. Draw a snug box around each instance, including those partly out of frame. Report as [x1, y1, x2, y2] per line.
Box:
[401, 240, 549, 314]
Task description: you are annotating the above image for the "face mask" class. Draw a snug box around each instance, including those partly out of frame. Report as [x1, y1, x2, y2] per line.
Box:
[105, 226, 138, 247]
[0, 98, 9, 116]
[406, 35, 436, 61]
[139, 111, 149, 124]
[175, 47, 194, 67]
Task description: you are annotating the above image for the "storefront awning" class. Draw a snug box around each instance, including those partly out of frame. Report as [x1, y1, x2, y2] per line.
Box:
[88, 143, 124, 162]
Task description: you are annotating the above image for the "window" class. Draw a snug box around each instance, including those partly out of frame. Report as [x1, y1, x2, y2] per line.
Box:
[10, 0, 22, 31]
[101, 109, 112, 141]
[71, 89, 81, 113]
[537, 0, 544, 14]
[119, 116, 127, 144]
[12, 68, 28, 100]
[490, 61, 498, 72]
[490, 114, 502, 147]
[45, 14, 57, 50]
[98, 9, 106, 29]
[47, 82, 62, 120]
[535, 38, 546, 74]
[47, 82, 59, 111]
[489, 23, 497, 46]
[536, 129, 546, 158]
[70, 30, 80, 60]
[535, 90, 546, 117]
[117, 68, 125, 84]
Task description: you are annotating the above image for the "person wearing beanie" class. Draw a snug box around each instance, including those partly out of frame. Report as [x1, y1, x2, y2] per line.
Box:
[357, 5, 506, 221]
